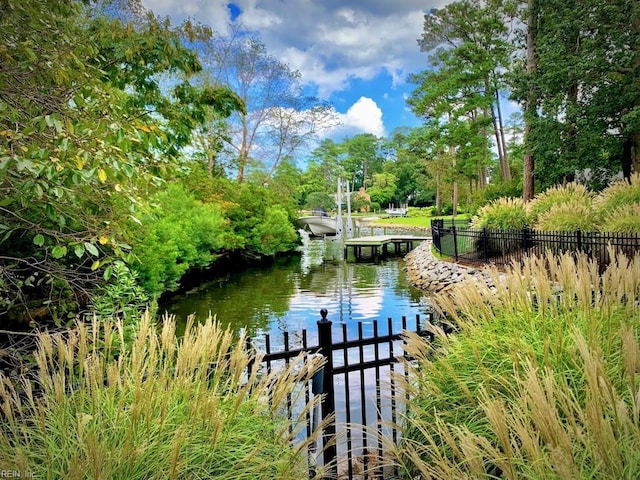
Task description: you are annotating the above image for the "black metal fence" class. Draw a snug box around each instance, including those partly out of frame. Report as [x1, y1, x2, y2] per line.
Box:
[247, 309, 434, 480]
[432, 219, 640, 269]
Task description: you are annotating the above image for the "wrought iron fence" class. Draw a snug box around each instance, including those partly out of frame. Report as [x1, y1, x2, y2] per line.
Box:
[431, 219, 640, 269]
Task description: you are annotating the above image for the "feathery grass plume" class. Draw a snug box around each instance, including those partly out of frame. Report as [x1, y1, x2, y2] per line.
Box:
[534, 201, 597, 232]
[600, 203, 640, 233]
[594, 173, 640, 217]
[527, 182, 593, 226]
[392, 250, 640, 479]
[0, 312, 326, 479]
[470, 196, 528, 230]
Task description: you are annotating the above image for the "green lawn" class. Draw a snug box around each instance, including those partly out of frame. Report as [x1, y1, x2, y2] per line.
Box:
[371, 214, 471, 229]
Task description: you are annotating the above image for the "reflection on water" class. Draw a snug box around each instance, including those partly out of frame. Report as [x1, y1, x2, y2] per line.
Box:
[161, 231, 434, 459]
[160, 231, 433, 343]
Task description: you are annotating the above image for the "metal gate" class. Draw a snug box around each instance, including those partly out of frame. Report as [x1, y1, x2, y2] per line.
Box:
[247, 309, 434, 479]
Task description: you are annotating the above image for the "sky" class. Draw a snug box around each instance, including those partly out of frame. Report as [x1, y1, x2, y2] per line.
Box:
[140, 0, 452, 141]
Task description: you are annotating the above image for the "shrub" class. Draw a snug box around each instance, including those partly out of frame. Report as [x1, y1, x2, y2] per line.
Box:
[527, 182, 593, 225]
[250, 206, 300, 256]
[131, 183, 239, 297]
[91, 261, 149, 321]
[600, 203, 640, 233]
[594, 173, 640, 217]
[534, 200, 597, 231]
[303, 191, 335, 211]
[393, 250, 640, 479]
[470, 197, 528, 230]
[0, 313, 325, 479]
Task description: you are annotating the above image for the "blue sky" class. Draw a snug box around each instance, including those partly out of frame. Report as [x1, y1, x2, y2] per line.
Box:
[140, 0, 454, 140]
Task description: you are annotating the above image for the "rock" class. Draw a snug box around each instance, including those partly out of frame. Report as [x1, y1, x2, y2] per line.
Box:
[404, 240, 500, 293]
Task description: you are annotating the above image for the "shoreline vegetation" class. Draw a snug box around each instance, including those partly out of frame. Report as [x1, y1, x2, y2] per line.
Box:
[394, 248, 640, 479]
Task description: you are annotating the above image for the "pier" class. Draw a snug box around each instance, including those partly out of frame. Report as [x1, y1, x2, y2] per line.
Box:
[344, 234, 429, 261]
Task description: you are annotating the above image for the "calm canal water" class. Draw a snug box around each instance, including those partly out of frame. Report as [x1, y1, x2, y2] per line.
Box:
[159, 230, 434, 346]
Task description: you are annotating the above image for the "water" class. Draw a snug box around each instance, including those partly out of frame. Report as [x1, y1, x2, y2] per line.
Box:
[159, 230, 434, 463]
[160, 231, 434, 344]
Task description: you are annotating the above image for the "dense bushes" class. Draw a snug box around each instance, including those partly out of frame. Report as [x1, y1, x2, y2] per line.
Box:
[130, 183, 239, 297]
[471, 176, 640, 233]
[126, 175, 301, 299]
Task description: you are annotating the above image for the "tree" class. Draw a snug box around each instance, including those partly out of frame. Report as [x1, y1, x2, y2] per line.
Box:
[511, 0, 640, 192]
[300, 139, 345, 204]
[342, 134, 384, 191]
[417, 0, 516, 182]
[522, 0, 538, 201]
[198, 24, 336, 184]
[0, 0, 241, 323]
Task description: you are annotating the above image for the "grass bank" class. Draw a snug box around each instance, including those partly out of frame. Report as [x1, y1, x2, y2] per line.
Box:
[370, 213, 471, 230]
[393, 249, 640, 479]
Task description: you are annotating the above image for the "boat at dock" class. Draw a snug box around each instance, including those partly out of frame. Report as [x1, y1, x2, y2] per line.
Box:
[297, 211, 339, 236]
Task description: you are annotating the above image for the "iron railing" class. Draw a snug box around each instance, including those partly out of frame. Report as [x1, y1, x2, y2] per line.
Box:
[247, 309, 435, 480]
[432, 219, 639, 269]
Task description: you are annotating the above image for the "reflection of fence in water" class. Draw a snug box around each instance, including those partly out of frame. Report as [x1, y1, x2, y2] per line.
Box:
[247, 310, 435, 479]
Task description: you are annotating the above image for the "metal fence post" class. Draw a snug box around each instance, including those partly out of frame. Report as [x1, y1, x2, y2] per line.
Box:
[482, 228, 488, 263]
[317, 308, 336, 478]
[452, 225, 459, 261]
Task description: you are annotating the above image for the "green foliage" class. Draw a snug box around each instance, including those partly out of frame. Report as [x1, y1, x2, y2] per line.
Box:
[469, 179, 523, 214]
[534, 201, 597, 232]
[131, 183, 237, 297]
[0, 314, 324, 479]
[367, 172, 398, 207]
[527, 182, 593, 225]
[600, 204, 640, 233]
[249, 206, 299, 256]
[396, 252, 640, 479]
[0, 0, 242, 322]
[593, 173, 640, 217]
[511, 0, 640, 188]
[303, 192, 335, 211]
[92, 261, 149, 320]
[470, 197, 528, 230]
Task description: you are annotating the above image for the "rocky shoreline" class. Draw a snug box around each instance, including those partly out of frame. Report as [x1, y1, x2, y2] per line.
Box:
[403, 239, 502, 293]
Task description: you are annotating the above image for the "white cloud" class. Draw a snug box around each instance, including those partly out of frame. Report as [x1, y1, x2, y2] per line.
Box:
[320, 97, 385, 140]
[344, 97, 385, 137]
[140, 0, 445, 99]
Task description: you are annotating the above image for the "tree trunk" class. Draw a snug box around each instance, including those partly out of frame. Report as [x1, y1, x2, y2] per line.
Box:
[236, 119, 249, 183]
[486, 78, 510, 182]
[495, 89, 510, 181]
[632, 131, 640, 175]
[435, 152, 442, 215]
[523, 0, 538, 202]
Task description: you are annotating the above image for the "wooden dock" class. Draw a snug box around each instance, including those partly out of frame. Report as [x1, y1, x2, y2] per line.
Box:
[344, 235, 429, 261]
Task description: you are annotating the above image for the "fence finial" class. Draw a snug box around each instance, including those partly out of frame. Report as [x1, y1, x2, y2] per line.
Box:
[320, 308, 328, 322]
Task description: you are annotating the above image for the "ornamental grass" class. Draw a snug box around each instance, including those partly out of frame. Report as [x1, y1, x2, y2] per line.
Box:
[392, 248, 640, 479]
[0, 313, 326, 479]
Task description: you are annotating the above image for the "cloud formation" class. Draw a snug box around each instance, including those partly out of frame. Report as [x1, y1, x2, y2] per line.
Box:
[141, 0, 450, 136]
[336, 97, 385, 138]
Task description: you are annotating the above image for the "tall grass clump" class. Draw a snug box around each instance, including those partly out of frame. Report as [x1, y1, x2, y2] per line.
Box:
[0, 313, 326, 479]
[601, 203, 640, 233]
[470, 197, 528, 230]
[534, 200, 597, 232]
[393, 249, 640, 479]
[527, 182, 593, 226]
[594, 173, 640, 214]
[594, 174, 640, 233]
